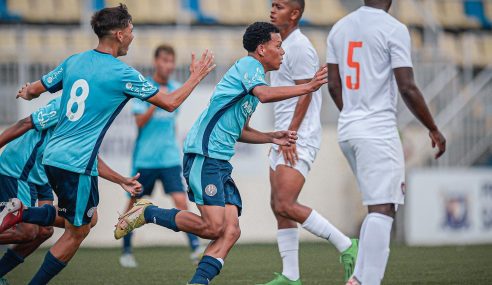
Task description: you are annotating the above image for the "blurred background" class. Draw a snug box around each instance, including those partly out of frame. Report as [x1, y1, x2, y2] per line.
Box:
[0, 0, 491, 249]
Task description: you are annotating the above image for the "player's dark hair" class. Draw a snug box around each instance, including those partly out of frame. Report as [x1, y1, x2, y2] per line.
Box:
[154, 44, 175, 59]
[243, 22, 280, 52]
[289, 0, 305, 14]
[91, 3, 132, 39]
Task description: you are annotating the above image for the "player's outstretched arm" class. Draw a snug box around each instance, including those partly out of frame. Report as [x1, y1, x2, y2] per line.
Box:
[16, 81, 47, 101]
[252, 65, 328, 103]
[394, 67, 446, 159]
[97, 157, 143, 197]
[238, 119, 297, 146]
[327, 63, 343, 111]
[0, 116, 34, 149]
[147, 50, 216, 112]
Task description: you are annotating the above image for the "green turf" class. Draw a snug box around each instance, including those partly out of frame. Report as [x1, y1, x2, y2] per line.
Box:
[5, 243, 492, 284]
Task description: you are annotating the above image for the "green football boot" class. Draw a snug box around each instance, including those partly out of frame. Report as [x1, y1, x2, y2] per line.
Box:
[257, 272, 302, 285]
[114, 199, 153, 240]
[340, 238, 359, 282]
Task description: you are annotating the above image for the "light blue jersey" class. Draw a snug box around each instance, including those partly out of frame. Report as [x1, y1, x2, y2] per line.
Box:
[132, 78, 182, 169]
[41, 50, 159, 176]
[0, 97, 61, 185]
[184, 56, 268, 160]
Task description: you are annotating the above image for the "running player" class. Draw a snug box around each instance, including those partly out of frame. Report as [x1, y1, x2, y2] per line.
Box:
[0, 97, 142, 283]
[260, 1, 357, 284]
[4, 4, 214, 284]
[120, 44, 203, 268]
[326, 1, 446, 284]
[114, 22, 328, 285]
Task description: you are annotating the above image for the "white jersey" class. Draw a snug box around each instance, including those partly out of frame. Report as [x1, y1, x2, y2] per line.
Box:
[326, 6, 413, 141]
[271, 28, 322, 149]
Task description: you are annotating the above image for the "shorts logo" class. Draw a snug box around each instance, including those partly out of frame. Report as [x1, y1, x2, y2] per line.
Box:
[205, 184, 217, 197]
[58, 208, 67, 213]
[87, 207, 97, 218]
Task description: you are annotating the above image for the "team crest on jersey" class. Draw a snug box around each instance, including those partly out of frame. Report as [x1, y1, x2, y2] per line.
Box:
[87, 207, 97, 218]
[205, 184, 217, 196]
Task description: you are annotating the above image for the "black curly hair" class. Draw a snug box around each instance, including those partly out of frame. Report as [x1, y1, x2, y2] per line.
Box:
[243, 22, 280, 52]
[91, 3, 132, 39]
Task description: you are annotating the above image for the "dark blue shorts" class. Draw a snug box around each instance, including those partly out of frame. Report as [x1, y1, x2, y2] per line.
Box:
[183, 153, 242, 216]
[45, 165, 99, 227]
[134, 166, 185, 198]
[0, 173, 37, 208]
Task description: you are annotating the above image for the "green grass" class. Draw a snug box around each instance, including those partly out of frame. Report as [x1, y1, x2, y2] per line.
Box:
[5, 243, 492, 284]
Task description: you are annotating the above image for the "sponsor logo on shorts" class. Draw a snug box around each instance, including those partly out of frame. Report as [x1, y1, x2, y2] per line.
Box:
[58, 208, 67, 213]
[87, 207, 97, 218]
[205, 184, 217, 197]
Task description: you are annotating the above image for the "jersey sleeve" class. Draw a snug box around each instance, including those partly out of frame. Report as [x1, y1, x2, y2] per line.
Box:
[288, 43, 318, 80]
[40, 59, 68, 93]
[122, 67, 159, 100]
[131, 98, 149, 115]
[31, 97, 62, 131]
[240, 60, 268, 93]
[388, 25, 413, 69]
[326, 29, 339, 64]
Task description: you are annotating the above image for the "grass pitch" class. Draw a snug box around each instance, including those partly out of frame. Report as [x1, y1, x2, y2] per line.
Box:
[5, 243, 492, 284]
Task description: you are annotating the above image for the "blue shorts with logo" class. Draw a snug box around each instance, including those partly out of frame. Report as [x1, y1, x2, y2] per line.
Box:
[45, 165, 99, 227]
[0, 173, 37, 208]
[133, 166, 185, 198]
[183, 153, 242, 216]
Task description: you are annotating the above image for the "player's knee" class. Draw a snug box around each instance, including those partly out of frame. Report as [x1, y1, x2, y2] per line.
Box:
[224, 225, 241, 242]
[271, 200, 293, 218]
[68, 226, 91, 241]
[202, 223, 225, 240]
[37, 226, 54, 240]
[20, 227, 39, 242]
[368, 204, 396, 218]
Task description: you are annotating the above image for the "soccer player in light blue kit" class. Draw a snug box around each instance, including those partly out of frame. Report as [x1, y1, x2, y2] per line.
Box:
[0, 97, 142, 283]
[120, 44, 202, 268]
[115, 22, 328, 284]
[4, 4, 215, 284]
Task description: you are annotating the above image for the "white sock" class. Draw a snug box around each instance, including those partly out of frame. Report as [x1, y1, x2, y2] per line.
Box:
[353, 214, 369, 281]
[277, 228, 300, 281]
[301, 210, 352, 252]
[358, 213, 393, 285]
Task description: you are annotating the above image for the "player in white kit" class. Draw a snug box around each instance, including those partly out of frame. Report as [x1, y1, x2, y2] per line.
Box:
[259, 1, 358, 284]
[326, 1, 446, 284]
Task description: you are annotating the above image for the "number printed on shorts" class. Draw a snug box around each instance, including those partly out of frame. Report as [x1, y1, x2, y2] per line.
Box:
[346, 41, 363, 90]
[66, 79, 89, 121]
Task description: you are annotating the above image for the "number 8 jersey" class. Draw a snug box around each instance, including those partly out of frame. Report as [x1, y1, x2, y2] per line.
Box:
[41, 49, 159, 176]
[326, 6, 413, 141]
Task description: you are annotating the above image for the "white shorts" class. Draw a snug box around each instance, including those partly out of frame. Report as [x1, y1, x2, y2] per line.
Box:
[339, 138, 405, 206]
[269, 145, 317, 179]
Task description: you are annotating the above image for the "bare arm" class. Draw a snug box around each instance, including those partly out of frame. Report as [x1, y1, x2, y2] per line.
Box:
[288, 79, 313, 131]
[97, 157, 142, 196]
[238, 118, 297, 146]
[327, 63, 343, 111]
[0, 116, 35, 149]
[394, 67, 446, 159]
[147, 50, 215, 112]
[135, 105, 157, 128]
[252, 65, 328, 103]
[16, 81, 47, 101]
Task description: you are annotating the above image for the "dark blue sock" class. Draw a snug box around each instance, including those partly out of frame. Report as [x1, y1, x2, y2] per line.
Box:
[189, 255, 223, 284]
[123, 232, 133, 254]
[0, 249, 24, 277]
[143, 206, 180, 232]
[22, 204, 56, 226]
[29, 251, 66, 285]
[187, 233, 200, 251]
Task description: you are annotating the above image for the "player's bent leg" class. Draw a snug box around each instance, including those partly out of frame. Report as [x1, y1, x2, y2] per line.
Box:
[188, 204, 239, 285]
[353, 204, 394, 285]
[0, 223, 38, 244]
[171, 192, 203, 263]
[29, 220, 91, 284]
